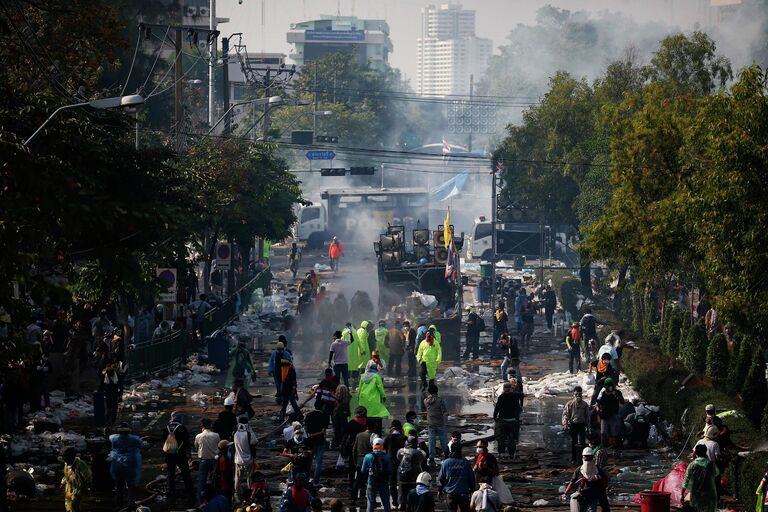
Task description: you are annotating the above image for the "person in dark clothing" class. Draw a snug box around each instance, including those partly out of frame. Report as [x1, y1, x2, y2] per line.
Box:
[543, 286, 557, 329]
[596, 378, 625, 448]
[232, 378, 255, 419]
[403, 322, 418, 378]
[437, 443, 475, 512]
[163, 411, 194, 507]
[493, 381, 524, 458]
[342, 407, 368, 498]
[463, 307, 481, 360]
[314, 369, 338, 422]
[304, 404, 329, 485]
[278, 360, 302, 422]
[213, 396, 238, 441]
[212, 440, 234, 502]
[579, 309, 599, 346]
[472, 440, 498, 484]
[590, 353, 618, 406]
[407, 472, 436, 512]
[562, 447, 609, 512]
[384, 420, 407, 509]
[491, 302, 508, 358]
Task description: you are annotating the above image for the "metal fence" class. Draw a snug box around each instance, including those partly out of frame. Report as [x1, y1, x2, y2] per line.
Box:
[126, 267, 272, 379]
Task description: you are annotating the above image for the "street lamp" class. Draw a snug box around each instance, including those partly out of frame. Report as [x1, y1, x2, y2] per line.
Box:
[24, 94, 145, 146]
[205, 95, 282, 137]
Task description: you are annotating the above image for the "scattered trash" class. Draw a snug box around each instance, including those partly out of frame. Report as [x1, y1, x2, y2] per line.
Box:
[314, 263, 332, 272]
[532, 498, 549, 506]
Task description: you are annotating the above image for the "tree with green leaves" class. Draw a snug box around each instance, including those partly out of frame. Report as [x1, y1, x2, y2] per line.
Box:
[741, 351, 768, 426]
[705, 333, 729, 383]
[727, 334, 753, 394]
[682, 320, 708, 376]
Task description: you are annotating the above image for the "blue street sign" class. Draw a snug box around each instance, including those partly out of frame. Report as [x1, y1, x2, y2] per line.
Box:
[306, 150, 336, 161]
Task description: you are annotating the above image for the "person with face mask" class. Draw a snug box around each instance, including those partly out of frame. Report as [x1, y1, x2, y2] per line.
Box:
[596, 377, 625, 448]
[562, 387, 590, 464]
[406, 472, 435, 512]
[472, 440, 498, 484]
[417, 332, 442, 389]
[355, 321, 373, 373]
[60, 447, 92, 512]
[370, 350, 387, 373]
[561, 447, 608, 511]
[375, 320, 390, 370]
[388, 321, 406, 377]
[283, 426, 312, 478]
[358, 361, 389, 434]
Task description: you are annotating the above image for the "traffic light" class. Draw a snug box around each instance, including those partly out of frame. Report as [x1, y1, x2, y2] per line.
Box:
[349, 166, 376, 175]
[320, 168, 346, 176]
[315, 135, 338, 143]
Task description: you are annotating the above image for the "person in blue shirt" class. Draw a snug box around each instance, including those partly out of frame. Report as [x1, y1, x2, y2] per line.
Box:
[437, 442, 476, 512]
[109, 422, 145, 509]
[268, 341, 293, 403]
[202, 483, 232, 512]
[360, 438, 394, 512]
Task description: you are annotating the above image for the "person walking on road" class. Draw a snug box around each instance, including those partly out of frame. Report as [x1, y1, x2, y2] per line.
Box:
[417, 332, 442, 389]
[358, 361, 389, 434]
[233, 416, 257, 495]
[398, 436, 427, 507]
[471, 440, 498, 485]
[424, 383, 449, 467]
[493, 381, 523, 459]
[437, 442, 476, 512]
[492, 302, 508, 358]
[268, 342, 293, 403]
[384, 421, 407, 509]
[407, 472, 436, 512]
[360, 437, 394, 512]
[464, 307, 482, 360]
[562, 447, 609, 512]
[109, 422, 145, 509]
[543, 286, 557, 330]
[288, 242, 302, 278]
[596, 378, 624, 448]
[195, 418, 221, 505]
[329, 237, 344, 272]
[562, 387, 590, 464]
[403, 321, 418, 378]
[61, 447, 92, 512]
[163, 411, 194, 507]
[388, 320, 406, 377]
[329, 330, 351, 387]
[278, 359, 302, 422]
[565, 322, 582, 374]
[469, 483, 500, 512]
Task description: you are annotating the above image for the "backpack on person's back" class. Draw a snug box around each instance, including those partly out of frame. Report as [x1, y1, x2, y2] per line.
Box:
[162, 422, 182, 455]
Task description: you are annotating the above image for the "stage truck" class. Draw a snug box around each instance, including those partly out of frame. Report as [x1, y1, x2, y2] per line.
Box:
[295, 187, 429, 249]
[374, 224, 465, 361]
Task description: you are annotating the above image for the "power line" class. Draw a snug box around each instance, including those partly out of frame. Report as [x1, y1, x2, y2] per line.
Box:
[120, 34, 141, 96]
[140, 25, 171, 92]
[146, 55, 204, 100]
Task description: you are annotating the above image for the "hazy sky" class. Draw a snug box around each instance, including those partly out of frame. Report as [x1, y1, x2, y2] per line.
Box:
[219, 0, 704, 81]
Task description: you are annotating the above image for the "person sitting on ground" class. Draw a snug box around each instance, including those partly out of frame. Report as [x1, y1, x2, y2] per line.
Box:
[472, 440, 499, 484]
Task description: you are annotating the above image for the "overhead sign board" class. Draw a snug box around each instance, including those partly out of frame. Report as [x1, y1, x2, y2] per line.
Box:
[216, 241, 231, 270]
[306, 150, 336, 161]
[157, 267, 177, 302]
[305, 29, 365, 42]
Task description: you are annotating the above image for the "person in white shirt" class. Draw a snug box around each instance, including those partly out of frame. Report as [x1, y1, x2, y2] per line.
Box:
[193, 418, 220, 504]
[694, 425, 721, 464]
[470, 482, 501, 512]
[232, 416, 257, 497]
[328, 330, 351, 387]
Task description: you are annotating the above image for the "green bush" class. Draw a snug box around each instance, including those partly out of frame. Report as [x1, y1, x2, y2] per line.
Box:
[679, 310, 692, 356]
[761, 401, 768, 438]
[661, 304, 683, 357]
[631, 286, 644, 336]
[727, 334, 752, 394]
[741, 351, 768, 426]
[682, 320, 708, 375]
[705, 333, 729, 383]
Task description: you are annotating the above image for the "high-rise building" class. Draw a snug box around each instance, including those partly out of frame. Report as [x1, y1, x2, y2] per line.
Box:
[287, 16, 393, 71]
[417, 4, 492, 96]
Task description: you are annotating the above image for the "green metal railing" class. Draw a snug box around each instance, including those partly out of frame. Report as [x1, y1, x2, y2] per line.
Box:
[126, 267, 272, 379]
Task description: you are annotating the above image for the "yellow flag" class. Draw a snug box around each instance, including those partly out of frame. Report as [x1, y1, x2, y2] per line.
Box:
[443, 208, 452, 248]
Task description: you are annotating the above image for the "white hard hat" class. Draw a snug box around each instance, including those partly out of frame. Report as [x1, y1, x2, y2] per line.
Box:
[224, 395, 235, 407]
[582, 447, 594, 457]
[416, 472, 432, 486]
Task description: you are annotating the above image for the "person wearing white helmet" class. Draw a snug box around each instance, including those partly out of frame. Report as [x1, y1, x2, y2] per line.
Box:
[561, 447, 608, 511]
[406, 472, 436, 512]
[360, 437, 394, 512]
[213, 394, 238, 441]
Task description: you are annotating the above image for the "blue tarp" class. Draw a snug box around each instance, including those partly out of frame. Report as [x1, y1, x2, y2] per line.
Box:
[430, 172, 470, 202]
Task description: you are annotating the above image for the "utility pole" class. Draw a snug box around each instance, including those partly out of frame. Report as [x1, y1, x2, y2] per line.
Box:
[468, 74, 473, 152]
[380, 163, 385, 189]
[208, 0, 217, 126]
[490, 167, 497, 307]
[174, 29, 183, 133]
[221, 37, 231, 134]
[313, 62, 319, 139]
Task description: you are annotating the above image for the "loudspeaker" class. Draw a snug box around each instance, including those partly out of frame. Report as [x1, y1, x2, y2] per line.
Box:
[379, 234, 402, 251]
[433, 230, 446, 248]
[414, 246, 430, 261]
[373, 241, 381, 255]
[413, 229, 430, 246]
[435, 247, 448, 264]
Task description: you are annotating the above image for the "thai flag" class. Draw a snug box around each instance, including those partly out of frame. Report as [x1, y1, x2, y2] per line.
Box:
[442, 138, 452, 156]
[495, 161, 504, 174]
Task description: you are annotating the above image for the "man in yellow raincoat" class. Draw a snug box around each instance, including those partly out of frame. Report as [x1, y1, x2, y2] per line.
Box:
[61, 447, 92, 512]
[374, 320, 390, 370]
[358, 360, 389, 433]
[354, 321, 372, 371]
[417, 331, 442, 389]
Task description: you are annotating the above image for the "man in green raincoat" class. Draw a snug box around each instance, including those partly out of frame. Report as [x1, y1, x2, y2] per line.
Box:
[358, 360, 389, 433]
[416, 331, 442, 389]
[355, 321, 372, 371]
[428, 324, 442, 347]
[683, 444, 719, 512]
[225, 340, 256, 388]
[374, 320, 390, 370]
[61, 447, 91, 512]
